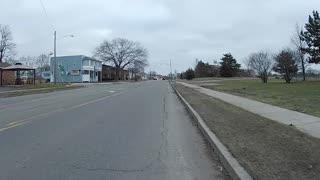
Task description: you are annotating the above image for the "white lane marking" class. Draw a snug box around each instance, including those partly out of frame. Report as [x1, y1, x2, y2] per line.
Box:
[0, 91, 126, 133]
[5, 109, 65, 127]
[0, 87, 95, 110]
[0, 87, 114, 111]
[109, 91, 115, 93]
[0, 121, 30, 132]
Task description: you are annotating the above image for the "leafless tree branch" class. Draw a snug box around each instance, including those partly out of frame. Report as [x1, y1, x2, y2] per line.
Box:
[290, 23, 308, 81]
[93, 38, 148, 80]
[0, 25, 16, 63]
[248, 51, 273, 83]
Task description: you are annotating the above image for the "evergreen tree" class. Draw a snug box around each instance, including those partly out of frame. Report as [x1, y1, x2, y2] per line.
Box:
[185, 68, 195, 80]
[219, 53, 241, 77]
[195, 60, 215, 78]
[195, 60, 206, 78]
[301, 10, 320, 64]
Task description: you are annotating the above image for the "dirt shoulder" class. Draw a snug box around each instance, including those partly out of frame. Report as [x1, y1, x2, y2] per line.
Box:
[175, 83, 320, 180]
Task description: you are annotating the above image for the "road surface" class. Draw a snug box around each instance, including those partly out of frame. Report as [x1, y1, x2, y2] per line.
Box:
[0, 81, 227, 180]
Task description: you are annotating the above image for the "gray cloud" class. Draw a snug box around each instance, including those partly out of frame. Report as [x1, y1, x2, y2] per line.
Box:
[1, 0, 319, 74]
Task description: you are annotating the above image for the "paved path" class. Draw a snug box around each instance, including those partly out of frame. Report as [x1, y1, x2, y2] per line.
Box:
[178, 82, 320, 139]
[0, 81, 226, 180]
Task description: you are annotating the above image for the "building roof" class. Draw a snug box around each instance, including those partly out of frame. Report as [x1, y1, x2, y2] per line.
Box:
[102, 64, 114, 68]
[54, 55, 103, 62]
[82, 56, 103, 62]
[2, 63, 35, 71]
[0, 62, 11, 69]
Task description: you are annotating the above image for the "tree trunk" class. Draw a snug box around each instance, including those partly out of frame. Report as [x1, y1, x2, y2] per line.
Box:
[261, 75, 268, 83]
[285, 76, 291, 83]
[301, 59, 306, 81]
[115, 66, 120, 81]
[264, 76, 267, 83]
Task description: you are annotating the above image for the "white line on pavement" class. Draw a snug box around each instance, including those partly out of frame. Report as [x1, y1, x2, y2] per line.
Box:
[0, 92, 126, 133]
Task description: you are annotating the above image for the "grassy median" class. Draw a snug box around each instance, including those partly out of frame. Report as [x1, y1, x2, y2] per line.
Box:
[198, 79, 320, 117]
[175, 83, 320, 180]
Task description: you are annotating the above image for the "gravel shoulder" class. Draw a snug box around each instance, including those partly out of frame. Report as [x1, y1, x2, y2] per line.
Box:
[175, 83, 320, 180]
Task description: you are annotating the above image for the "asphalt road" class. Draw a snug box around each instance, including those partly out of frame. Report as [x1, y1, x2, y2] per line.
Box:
[0, 81, 227, 180]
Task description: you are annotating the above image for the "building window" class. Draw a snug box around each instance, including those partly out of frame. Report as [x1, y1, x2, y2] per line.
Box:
[83, 60, 89, 66]
[71, 70, 80, 76]
[83, 70, 89, 74]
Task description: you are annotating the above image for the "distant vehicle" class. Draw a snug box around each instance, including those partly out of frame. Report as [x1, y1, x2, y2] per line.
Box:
[162, 78, 165, 80]
[41, 71, 51, 83]
[152, 78, 157, 80]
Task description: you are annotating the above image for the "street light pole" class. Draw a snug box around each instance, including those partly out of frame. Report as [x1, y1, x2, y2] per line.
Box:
[54, 30, 57, 84]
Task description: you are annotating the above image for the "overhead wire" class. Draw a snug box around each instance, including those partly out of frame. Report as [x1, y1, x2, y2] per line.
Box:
[39, 0, 54, 31]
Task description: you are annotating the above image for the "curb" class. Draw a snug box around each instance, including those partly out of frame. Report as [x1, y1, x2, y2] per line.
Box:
[171, 83, 253, 180]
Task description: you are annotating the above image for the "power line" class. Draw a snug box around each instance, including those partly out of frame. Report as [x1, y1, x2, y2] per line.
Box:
[39, 0, 54, 30]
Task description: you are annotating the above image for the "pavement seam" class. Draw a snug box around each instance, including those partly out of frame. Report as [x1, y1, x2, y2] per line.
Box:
[170, 82, 253, 180]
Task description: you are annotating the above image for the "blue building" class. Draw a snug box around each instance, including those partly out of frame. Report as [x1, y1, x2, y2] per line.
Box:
[50, 55, 102, 83]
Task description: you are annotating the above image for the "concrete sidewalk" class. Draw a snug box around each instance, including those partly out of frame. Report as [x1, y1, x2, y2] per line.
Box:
[178, 81, 320, 138]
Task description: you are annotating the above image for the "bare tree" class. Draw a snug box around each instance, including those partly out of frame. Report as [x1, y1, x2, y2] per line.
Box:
[93, 38, 148, 80]
[0, 25, 16, 63]
[128, 60, 148, 80]
[5, 57, 18, 65]
[18, 56, 37, 67]
[243, 57, 253, 76]
[248, 51, 273, 83]
[291, 24, 308, 81]
[36, 54, 50, 72]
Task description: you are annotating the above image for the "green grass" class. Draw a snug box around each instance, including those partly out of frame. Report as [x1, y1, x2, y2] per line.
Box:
[202, 79, 320, 117]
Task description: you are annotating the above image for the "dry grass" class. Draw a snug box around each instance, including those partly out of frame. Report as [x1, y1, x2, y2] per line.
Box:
[175, 84, 320, 180]
[200, 79, 320, 117]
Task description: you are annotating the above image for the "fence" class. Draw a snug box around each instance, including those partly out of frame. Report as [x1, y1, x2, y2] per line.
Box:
[294, 68, 320, 81]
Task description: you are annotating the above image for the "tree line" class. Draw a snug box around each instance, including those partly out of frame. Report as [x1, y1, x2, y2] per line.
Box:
[0, 25, 149, 80]
[180, 10, 320, 83]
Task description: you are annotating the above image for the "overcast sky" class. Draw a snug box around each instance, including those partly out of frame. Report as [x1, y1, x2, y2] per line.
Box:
[1, 0, 320, 74]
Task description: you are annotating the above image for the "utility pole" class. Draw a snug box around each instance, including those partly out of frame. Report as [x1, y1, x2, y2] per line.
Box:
[170, 59, 173, 80]
[54, 30, 57, 84]
[150, 68, 152, 80]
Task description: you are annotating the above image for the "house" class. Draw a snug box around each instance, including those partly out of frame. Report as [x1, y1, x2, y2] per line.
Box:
[50, 55, 102, 83]
[0, 62, 15, 85]
[102, 65, 129, 81]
